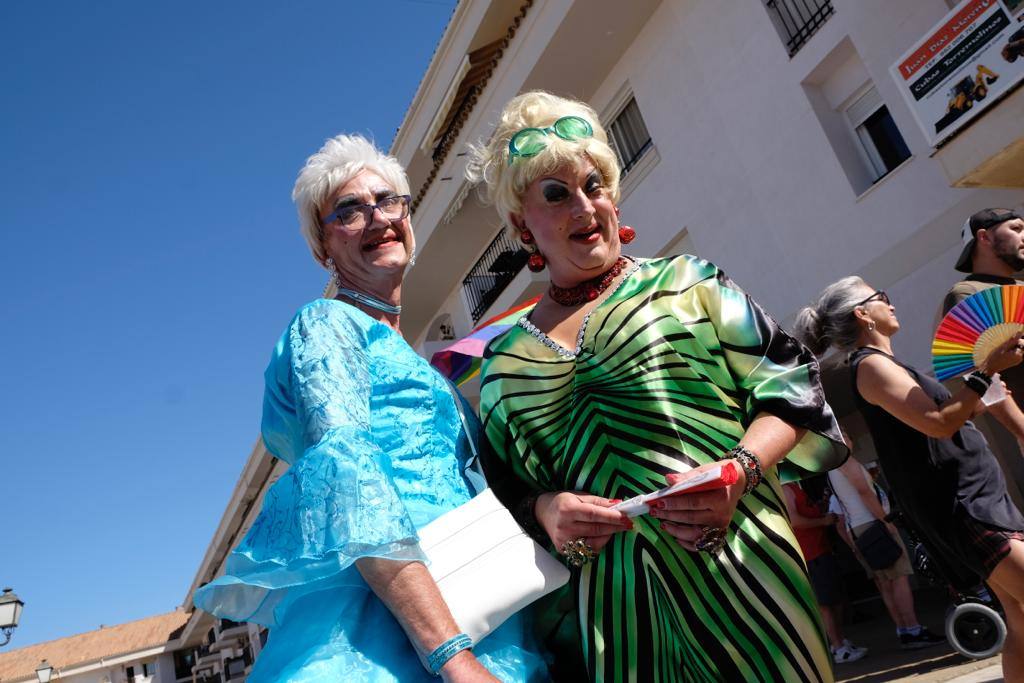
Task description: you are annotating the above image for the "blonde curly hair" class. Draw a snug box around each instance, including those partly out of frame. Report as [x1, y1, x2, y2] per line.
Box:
[465, 91, 621, 231]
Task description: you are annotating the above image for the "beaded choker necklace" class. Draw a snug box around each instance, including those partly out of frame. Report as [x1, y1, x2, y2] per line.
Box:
[548, 257, 629, 307]
[336, 286, 402, 315]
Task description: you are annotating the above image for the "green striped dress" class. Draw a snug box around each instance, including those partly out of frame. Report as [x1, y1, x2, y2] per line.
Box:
[479, 255, 846, 682]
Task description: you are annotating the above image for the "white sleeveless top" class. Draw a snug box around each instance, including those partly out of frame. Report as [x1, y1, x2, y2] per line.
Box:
[828, 464, 880, 529]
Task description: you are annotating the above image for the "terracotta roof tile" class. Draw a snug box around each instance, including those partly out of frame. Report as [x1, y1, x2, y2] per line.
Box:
[0, 610, 189, 682]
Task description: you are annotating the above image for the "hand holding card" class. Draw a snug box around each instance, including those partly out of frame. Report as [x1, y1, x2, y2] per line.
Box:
[611, 461, 740, 518]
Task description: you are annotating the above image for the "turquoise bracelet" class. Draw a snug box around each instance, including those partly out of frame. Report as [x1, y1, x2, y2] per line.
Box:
[428, 633, 473, 675]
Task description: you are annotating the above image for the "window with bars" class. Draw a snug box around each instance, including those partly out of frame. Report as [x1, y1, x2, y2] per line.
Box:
[764, 0, 834, 56]
[462, 230, 529, 323]
[607, 97, 653, 177]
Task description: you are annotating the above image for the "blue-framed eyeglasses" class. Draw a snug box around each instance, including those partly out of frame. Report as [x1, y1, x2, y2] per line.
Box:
[507, 116, 594, 164]
[322, 194, 411, 229]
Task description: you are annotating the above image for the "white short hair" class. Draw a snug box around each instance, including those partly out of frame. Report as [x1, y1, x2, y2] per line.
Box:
[292, 134, 411, 265]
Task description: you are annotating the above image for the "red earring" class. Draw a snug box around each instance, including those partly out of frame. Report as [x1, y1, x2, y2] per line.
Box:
[520, 227, 545, 271]
[619, 225, 636, 244]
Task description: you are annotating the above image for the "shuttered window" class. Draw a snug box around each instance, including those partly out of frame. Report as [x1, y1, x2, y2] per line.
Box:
[608, 97, 653, 177]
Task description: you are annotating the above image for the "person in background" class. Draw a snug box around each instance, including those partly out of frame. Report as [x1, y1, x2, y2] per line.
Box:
[827, 443, 942, 650]
[940, 208, 1024, 509]
[798, 276, 1024, 679]
[783, 481, 868, 664]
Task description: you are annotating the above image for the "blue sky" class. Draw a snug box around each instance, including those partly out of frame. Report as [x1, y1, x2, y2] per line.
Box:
[1, 0, 456, 647]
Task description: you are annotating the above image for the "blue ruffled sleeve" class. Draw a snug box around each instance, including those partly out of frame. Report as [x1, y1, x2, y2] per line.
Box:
[194, 301, 426, 627]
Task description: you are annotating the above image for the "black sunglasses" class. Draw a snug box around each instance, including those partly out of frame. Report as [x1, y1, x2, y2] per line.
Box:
[855, 290, 890, 307]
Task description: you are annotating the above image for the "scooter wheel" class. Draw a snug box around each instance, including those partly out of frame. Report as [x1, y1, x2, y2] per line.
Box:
[946, 602, 1006, 659]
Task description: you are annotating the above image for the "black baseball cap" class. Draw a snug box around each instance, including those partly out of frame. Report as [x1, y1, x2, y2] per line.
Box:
[955, 208, 1023, 272]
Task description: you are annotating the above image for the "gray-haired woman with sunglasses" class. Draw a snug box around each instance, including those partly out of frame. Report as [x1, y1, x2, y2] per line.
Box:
[797, 275, 1024, 678]
[194, 134, 545, 682]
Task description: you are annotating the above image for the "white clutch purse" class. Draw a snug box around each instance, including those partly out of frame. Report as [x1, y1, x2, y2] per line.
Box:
[418, 487, 570, 644]
[419, 379, 570, 648]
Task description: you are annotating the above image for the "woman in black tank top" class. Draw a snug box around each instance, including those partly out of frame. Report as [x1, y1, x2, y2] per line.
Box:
[796, 276, 1024, 677]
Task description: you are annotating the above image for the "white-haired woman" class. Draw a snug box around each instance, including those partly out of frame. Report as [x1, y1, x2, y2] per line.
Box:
[796, 276, 1024, 677]
[194, 135, 545, 682]
[468, 91, 847, 682]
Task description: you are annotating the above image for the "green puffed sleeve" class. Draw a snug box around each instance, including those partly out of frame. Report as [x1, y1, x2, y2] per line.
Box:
[693, 263, 848, 480]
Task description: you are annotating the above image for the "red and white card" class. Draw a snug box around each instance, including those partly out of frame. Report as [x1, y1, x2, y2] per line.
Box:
[611, 461, 739, 518]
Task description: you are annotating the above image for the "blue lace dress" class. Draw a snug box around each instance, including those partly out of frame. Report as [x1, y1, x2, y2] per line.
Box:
[194, 299, 546, 682]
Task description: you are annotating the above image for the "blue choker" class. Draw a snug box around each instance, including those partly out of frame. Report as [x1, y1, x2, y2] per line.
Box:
[336, 287, 402, 315]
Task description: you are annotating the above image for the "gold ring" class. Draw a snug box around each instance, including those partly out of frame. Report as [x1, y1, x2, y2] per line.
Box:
[560, 537, 596, 567]
[696, 526, 727, 554]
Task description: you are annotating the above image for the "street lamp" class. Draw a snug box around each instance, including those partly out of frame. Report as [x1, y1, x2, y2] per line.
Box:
[0, 588, 24, 646]
[35, 659, 54, 682]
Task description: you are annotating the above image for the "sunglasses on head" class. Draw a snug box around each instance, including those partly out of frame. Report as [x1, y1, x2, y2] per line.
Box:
[507, 116, 594, 164]
[855, 290, 890, 307]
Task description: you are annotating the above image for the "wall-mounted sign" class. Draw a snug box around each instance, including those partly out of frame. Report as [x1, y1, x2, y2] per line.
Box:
[891, 0, 1024, 147]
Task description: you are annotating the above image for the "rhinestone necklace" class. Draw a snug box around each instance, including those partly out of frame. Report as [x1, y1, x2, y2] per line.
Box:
[548, 256, 629, 307]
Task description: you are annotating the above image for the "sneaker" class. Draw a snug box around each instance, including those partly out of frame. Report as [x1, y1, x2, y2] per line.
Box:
[832, 643, 868, 664]
[842, 638, 868, 655]
[899, 627, 945, 650]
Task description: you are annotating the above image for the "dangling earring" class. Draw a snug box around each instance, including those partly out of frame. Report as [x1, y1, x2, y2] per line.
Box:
[325, 256, 342, 288]
[619, 225, 636, 244]
[408, 250, 417, 267]
[520, 228, 546, 272]
[867, 321, 875, 332]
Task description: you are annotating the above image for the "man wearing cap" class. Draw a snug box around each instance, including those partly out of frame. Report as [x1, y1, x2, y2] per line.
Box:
[941, 208, 1024, 508]
[943, 208, 1024, 311]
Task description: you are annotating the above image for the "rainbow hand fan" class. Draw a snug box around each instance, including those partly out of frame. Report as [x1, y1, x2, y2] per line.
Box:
[932, 285, 1024, 380]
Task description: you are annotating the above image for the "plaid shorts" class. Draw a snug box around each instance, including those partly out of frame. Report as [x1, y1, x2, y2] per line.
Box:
[960, 515, 1024, 576]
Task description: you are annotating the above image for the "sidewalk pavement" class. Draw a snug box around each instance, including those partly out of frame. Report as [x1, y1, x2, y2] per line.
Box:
[834, 585, 1005, 683]
[947, 664, 1002, 682]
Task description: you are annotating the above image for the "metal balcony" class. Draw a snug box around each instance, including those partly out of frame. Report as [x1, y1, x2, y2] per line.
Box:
[462, 231, 528, 323]
[765, 0, 833, 56]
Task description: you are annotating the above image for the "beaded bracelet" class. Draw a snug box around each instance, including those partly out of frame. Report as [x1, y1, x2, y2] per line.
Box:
[513, 492, 548, 544]
[427, 633, 473, 676]
[728, 445, 763, 495]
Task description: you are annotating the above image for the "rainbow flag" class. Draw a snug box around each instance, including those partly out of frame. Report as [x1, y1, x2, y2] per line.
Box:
[430, 295, 541, 386]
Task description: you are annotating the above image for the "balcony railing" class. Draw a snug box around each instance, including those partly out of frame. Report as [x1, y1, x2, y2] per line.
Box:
[463, 231, 529, 323]
[765, 0, 833, 56]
